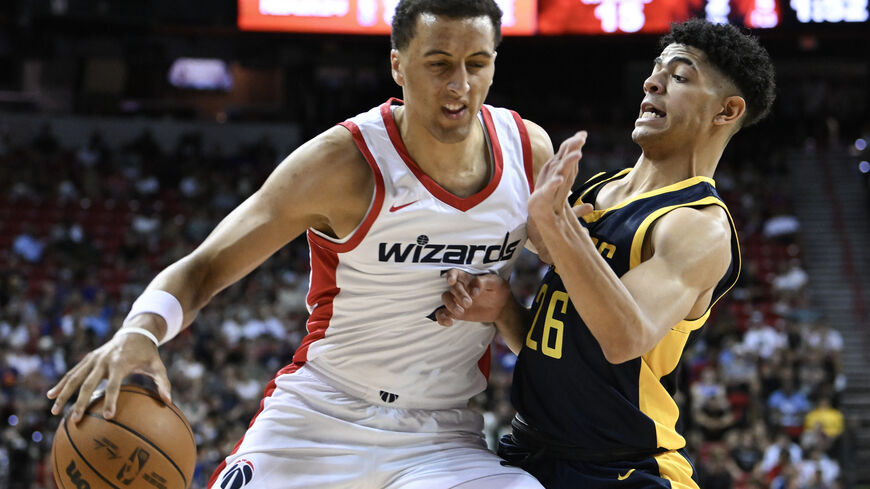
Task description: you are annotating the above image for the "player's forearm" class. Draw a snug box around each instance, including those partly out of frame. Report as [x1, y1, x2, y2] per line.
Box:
[525, 217, 552, 263]
[494, 295, 532, 355]
[534, 208, 654, 364]
[147, 254, 215, 327]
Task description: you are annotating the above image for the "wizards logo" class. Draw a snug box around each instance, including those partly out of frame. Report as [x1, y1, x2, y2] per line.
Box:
[221, 459, 254, 489]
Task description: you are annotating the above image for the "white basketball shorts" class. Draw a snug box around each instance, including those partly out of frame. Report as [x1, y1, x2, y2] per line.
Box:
[208, 364, 543, 489]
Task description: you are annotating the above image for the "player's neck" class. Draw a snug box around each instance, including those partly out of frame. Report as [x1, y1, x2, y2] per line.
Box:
[598, 150, 721, 207]
[395, 107, 490, 198]
[633, 144, 724, 188]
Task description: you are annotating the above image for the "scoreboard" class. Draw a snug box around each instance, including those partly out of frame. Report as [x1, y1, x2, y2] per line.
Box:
[238, 0, 537, 35]
[238, 0, 869, 35]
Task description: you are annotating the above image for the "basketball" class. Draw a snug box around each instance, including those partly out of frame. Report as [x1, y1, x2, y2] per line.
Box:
[51, 385, 196, 489]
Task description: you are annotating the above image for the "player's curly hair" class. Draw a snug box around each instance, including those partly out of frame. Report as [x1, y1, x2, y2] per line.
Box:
[661, 19, 776, 127]
[391, 0, 503, 51]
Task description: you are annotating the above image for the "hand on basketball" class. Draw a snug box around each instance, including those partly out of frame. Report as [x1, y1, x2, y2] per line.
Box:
[436, 269, 511, 326]
[529, 131, 594, 228]
[47, 316, 172, 424]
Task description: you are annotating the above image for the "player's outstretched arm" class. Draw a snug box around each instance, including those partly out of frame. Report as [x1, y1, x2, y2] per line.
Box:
[47, 125, 373, 423]
[529, 134, 732, 364]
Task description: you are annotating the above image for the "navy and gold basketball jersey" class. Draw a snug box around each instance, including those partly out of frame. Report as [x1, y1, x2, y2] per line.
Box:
[511, 168, 740, 456]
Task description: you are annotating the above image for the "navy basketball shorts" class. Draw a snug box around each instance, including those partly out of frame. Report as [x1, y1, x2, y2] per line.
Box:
[499, 438, 699, 489]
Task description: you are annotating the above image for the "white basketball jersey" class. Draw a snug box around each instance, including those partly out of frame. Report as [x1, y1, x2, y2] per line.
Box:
[291, 98, 534, 409]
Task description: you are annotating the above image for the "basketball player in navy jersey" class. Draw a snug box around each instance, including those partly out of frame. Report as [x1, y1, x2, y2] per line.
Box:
[438, 19, 776, 488]
[47, 1, 556, 488]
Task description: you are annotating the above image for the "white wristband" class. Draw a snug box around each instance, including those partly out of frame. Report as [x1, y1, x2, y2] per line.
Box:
[123, 290, 184, 345]
[114, 327, 159, 347]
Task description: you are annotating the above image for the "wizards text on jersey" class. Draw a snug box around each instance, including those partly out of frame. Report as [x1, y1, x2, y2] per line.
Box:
[378, 231, 520, 265]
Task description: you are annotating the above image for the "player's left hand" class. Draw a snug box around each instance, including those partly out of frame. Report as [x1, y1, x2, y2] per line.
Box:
[436, 269, 511, 326]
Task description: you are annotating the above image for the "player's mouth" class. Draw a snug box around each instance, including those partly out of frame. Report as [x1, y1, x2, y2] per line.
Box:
[637, 102, 666, 123]
[442, 103, 467, 120]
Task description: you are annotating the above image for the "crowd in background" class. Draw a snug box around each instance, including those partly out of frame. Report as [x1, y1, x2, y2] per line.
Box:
[0, 110, 852, 489]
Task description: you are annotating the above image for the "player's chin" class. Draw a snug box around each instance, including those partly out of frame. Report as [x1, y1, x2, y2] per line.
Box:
[631, 126, 658, 145]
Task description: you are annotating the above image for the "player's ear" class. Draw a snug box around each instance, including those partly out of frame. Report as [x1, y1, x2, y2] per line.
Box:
[391, 49, 405, 87]
[713, 96, 746, 127]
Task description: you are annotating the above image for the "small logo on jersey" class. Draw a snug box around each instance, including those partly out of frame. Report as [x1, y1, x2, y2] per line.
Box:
[379, 390, 399, 403]
[378, 232, 520, 265]
[617, 469, 635, 481]
[389, 200, 419, 212]
[221, 459, 254, 489]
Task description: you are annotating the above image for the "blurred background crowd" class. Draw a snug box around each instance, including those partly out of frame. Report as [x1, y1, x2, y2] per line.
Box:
[1, 1, 869, 488]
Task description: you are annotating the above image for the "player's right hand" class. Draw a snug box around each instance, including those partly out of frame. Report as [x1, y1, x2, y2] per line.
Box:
[436, 269, 511, 326]
[46, 316, 172, 424]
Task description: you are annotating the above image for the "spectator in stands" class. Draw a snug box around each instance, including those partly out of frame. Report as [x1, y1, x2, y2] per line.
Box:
[762, 432, 802, 484]
[768, 369, 812, 439]
[797, 349, 834, 398]
[696, 444, 737, 489]
[797, 448, 840, 488]
[762, 212, 800, 241]
[719, 339, 759, 397]
[730, 428, 764, 475]
[11, 224, 44, 263]
[693, 390, 737, 442]
[803, 395, 844, 455]
[75, 131, 109, 169]
[771, 259, 809, 299]
[803, 320, 844, 356]
[743, 311, 788, 360]
[692, 365, 727, 405]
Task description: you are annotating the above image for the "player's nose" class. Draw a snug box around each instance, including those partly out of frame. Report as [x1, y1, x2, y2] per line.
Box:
[643, 74, 663, 94]
[446, 65, 470, 96]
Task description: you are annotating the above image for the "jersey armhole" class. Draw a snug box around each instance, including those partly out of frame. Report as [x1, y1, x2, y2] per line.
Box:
[307, 121, 385, 253]
[509, 110, 534, 193]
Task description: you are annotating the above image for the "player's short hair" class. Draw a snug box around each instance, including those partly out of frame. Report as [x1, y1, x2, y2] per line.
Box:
[661, 19, 776, 127]
[391, 0, 503, 51]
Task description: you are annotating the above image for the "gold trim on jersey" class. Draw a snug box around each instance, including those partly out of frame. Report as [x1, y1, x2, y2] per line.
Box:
[575, 172, 717, 224]
[581, 171, 610, 186]
[654, 450, 699, 489]
[640, 310, 711, 450]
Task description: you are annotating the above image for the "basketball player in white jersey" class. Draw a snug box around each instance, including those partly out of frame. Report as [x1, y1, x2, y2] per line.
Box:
[48, 1, 555, 487]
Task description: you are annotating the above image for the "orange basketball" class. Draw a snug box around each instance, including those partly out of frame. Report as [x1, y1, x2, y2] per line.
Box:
[52, 385, 197, 489]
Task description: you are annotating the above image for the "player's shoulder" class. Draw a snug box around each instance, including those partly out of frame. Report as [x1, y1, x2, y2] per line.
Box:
[658, 205, 731, 244]
[516, 118, 553, 176]
[267, 125, 373, 209]
[521, 119, 550, 148]
[312, 124, 365, 161]
[294, 125, 371, 178]
[651, 205, 732, 271]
